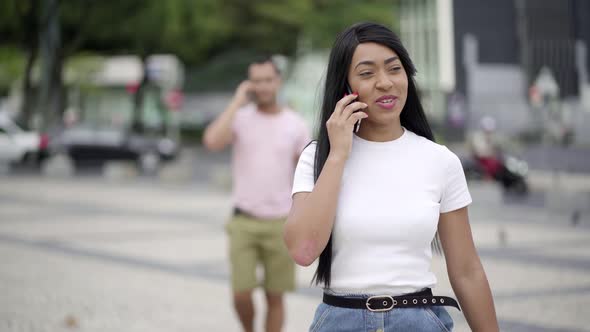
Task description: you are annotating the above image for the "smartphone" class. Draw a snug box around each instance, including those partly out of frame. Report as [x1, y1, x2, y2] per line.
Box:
[247, 89, 256, 103]
[346, 83, 362, 133]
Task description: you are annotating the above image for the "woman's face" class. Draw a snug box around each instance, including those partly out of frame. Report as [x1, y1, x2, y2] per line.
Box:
[347, 42, 408, 126]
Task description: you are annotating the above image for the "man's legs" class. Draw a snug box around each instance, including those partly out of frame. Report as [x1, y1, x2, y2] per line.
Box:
[227, 215, 260, 332]
[261, 219, 296, 332]
[264, 291, 285, 332]
[234, 290, 255, 332]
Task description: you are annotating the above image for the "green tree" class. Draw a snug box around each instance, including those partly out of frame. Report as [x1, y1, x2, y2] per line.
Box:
[0, 0, 40, 128]
[218, 0, 310, 55]
[1, 0, 401, 127]
[158, 0, 233, 64]
[101, 0, 232, 131]
[303, 0, 398, 49]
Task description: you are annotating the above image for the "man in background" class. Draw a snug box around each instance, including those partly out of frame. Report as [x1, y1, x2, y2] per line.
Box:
[203, 56, 310, 332]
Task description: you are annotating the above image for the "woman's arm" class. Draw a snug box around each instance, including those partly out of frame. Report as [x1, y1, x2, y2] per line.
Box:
[284, 94, 368, 267]
[438, 207, 499, 331]
[284, 155, 346, 266]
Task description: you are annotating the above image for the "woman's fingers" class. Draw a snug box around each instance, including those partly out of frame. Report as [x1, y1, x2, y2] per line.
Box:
[328, 98, 368, 131]
[335, 94, 359, 114]
[341, 101, 368, 119]
[346, 111, 368, 127]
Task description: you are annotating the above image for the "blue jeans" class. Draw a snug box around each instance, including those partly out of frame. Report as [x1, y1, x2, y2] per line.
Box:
[309, 302, 454, 332]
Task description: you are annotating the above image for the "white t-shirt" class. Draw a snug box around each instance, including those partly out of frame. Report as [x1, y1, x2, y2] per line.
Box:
[291, 128, 472, 295]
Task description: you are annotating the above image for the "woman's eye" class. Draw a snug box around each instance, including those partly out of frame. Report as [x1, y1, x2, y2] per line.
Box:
[389, 66, 402, 72]
[359, 72, 372, 77]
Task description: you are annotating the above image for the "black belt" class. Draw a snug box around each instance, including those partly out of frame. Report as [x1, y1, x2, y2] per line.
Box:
[233, 207, 256, 218]
[323, 288, 460, 312]
[233, 207, 286, 220]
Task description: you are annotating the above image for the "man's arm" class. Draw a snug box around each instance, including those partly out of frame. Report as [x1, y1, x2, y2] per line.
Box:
[202, 81, 251, 151]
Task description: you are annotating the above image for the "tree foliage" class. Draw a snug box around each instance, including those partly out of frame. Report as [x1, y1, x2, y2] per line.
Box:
[0, 0, 399, 127]
[2, 0, 398, 68]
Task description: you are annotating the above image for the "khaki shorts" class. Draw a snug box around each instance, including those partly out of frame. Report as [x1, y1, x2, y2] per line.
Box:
[225, 213, 295, 293]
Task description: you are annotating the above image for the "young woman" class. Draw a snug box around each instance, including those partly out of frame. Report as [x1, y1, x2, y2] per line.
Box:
[284, 22, 499, 331]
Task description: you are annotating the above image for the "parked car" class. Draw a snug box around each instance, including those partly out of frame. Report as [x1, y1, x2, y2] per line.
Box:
[55, 124, 178, 173]
[0, 112, 49, 168]
[52, 55, 182, 174]
[53, 86, 179, 173]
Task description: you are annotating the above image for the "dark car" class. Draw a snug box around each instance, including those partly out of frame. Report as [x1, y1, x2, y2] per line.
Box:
[53, 84, 179, 174]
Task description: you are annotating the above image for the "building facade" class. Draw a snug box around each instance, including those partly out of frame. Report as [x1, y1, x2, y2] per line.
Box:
[399, 0, 590, 142]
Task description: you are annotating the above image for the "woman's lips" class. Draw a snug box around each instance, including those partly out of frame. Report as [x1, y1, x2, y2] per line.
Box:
[375, 97, 398, 110]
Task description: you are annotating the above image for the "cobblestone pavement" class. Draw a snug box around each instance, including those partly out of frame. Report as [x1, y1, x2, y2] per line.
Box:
[0, 175, 589, 332]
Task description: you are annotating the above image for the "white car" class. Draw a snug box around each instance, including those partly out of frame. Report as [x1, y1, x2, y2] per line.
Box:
[0, 112, 49, 167]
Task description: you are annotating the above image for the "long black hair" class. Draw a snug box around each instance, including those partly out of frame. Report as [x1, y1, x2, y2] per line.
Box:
[312, 22, 437, 288]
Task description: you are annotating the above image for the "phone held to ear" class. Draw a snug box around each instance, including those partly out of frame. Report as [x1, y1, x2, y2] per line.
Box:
[346, 83, 362, 133]
[247, 90, 256, 102]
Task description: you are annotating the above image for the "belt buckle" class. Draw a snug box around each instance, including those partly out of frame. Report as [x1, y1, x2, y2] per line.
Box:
[366, 295, 395, 312]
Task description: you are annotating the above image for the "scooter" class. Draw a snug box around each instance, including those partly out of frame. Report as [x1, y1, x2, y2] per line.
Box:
[497, 155, 529, 195]
[462, 154, 529, 195]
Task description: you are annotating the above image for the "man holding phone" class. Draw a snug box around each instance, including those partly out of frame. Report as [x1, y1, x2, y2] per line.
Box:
[203, 56, 310, 332]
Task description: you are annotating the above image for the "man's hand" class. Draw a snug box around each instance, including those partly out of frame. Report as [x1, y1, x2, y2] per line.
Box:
[203, 81, 252, 151]
[233, 80, 253, 108]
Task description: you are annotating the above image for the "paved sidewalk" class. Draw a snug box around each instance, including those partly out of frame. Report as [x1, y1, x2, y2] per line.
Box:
[0, 176, 589, 331]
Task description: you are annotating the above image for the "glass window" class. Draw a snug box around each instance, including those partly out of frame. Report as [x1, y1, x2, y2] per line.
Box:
[80, 88, 134, 128]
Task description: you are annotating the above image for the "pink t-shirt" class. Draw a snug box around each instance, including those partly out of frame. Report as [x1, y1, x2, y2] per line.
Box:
[232, 104, 310, 219]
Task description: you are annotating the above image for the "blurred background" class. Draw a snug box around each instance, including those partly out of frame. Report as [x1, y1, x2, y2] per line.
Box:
[1, 0, 589, 331]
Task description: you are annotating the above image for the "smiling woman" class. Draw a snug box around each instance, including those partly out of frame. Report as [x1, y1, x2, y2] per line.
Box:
[284, 22, 500, 332]
[348, 43, 408, 136]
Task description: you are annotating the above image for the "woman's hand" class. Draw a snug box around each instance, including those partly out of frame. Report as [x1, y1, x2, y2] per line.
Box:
[326, 93, 368, 162]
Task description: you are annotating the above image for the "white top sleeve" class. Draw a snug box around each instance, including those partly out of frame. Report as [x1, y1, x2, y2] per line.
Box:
[291, 142, 317, 195]
[440, 148, 472, 213]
